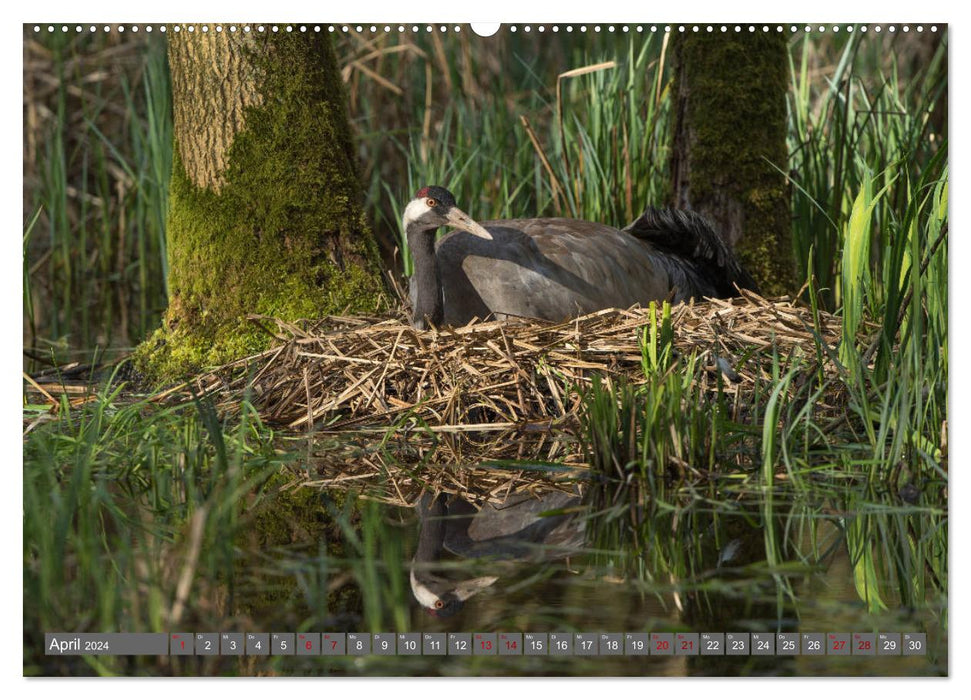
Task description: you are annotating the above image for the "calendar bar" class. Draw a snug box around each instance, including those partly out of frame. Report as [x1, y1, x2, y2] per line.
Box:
[42, 632, 929, 656]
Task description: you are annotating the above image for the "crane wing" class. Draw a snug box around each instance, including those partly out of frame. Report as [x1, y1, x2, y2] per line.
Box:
[436, 218, 671, 323]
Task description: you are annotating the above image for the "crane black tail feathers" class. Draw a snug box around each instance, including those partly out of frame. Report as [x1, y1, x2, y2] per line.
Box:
[623, 207, 760, 299]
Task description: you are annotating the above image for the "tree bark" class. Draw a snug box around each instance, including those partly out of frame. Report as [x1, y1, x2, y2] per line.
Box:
[167, 29, 261, 193]
[138, 27, 386, 379]
[670, 32, 794, 295]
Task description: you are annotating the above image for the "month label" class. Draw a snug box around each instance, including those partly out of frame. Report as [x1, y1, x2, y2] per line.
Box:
[44, 633, 168, 656]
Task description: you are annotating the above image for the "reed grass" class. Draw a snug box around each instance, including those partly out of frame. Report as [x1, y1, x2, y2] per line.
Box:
[24, 30, 171, 363]
[23, 375, 287, 674]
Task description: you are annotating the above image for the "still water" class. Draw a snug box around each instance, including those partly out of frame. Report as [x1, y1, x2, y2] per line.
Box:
[198, 475, 946, 677]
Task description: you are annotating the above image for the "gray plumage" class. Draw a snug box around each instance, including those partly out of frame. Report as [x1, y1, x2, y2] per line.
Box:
[409, 490, 585, 617]
[440, 490, 584, 560]
[403, 186, 759, 329]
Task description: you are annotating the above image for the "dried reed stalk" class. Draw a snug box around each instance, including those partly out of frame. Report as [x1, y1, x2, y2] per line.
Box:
[191, 291, 842, 434]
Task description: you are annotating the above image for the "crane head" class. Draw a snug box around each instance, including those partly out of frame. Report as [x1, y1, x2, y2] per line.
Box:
[409, 568, 499, 618]
[403, 186, 493, 240]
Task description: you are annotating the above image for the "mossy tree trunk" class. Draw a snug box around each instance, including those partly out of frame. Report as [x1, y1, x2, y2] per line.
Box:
[138, 28, 386, 380]
[670, 32, 795, 295]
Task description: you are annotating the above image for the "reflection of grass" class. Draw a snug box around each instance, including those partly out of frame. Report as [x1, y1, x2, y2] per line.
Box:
[578, 166, 948, 615]
[23, 379, 284, 675]
[21, 373, 423, 675]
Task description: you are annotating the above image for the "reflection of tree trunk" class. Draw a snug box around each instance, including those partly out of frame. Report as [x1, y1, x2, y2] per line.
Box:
[139, 28, 386, 379]
[670, 33, 794, 295]
[681, 509, 799, 675]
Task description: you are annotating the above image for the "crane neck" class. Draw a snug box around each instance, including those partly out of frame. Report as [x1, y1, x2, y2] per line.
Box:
[407, 224, 444, 329]
[413, 493, 447, 565]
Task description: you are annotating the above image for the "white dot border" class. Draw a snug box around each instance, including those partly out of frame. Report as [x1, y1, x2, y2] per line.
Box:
[29, 23, 942, 35]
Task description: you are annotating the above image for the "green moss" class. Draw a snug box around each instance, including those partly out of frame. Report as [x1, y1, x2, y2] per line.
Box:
[675, 33, 795, 295]
[233, 473, 362, 622]
[136, 33, 386, 384]
[246, 475, 333, 548]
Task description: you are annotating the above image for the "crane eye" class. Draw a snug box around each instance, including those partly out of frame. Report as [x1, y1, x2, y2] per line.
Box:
[434, 599, 444, 609]
[425, 198, 437, 208]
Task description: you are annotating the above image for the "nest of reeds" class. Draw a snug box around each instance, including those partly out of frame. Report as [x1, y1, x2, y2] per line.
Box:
[183, 291, 844, 504]
[23, 293, 848, 505]
[199, 291, 840, 428]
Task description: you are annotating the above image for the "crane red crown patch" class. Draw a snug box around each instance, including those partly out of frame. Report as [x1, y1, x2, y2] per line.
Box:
[416, 186, 430, 198]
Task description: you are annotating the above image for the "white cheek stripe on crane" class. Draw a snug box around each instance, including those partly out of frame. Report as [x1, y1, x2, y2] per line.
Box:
[410, 570, 441, 609]
[402, 198, 432, 231]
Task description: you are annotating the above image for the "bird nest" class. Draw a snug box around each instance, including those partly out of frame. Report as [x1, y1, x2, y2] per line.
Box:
[184, 292, 846, 504]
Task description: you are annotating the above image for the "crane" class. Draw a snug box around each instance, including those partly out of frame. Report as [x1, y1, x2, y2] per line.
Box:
[410, 491, 584, 617]
[403, 185, 759, 329]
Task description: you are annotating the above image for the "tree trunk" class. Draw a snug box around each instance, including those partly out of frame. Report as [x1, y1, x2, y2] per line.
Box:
[137, 27, 386, 380]
[670, 32, 794, 295]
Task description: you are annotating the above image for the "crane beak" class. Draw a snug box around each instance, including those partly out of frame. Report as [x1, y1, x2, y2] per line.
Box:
[446, 207, 493, 240]
[453, 575, 500, 601]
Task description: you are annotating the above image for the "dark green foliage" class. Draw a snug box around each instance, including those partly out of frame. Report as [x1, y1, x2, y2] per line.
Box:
[24, 31, 172, 359]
